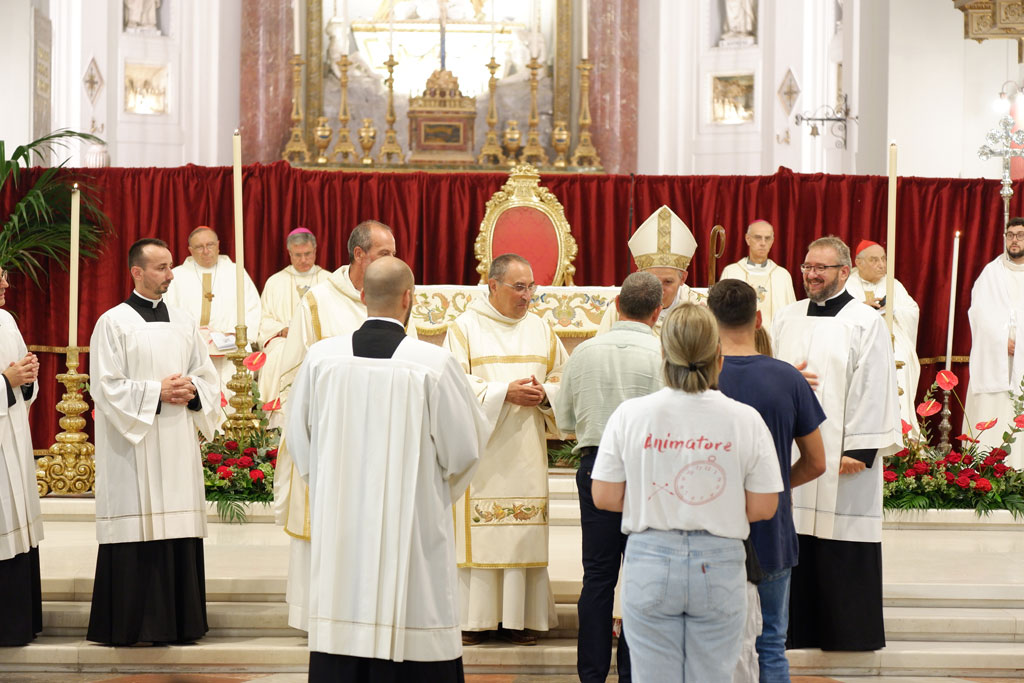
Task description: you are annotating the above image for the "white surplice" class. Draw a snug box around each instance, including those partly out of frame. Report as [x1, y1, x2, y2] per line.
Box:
[720, 258, 797, 328]
[444, 298, 567, 631]
[595, 282, 704, 337]
[256, 265, 328, 402]
[287, 333, 483, 662]
[964, 255, 1024, 467]
[0, 310, 40, 562]
[771, 296, 902, 543]
[89, 302, 220, 544]
[164, 255, 262, 392]
[845, 270, 922, 435]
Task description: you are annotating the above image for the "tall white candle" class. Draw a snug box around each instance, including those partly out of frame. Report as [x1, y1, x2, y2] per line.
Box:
[342, 0, 349, 54]
[532, 0, 540, 58]
[233, 131, 245, 334]
[293, 0, 301, 55]
[68, 184, 80, 348]
[389, 0, 395, 55]
[885, 142, 897, 338]
[582, 0, 589, 60]
[945, 231, 961, 371]
[491, 0, 495, 58]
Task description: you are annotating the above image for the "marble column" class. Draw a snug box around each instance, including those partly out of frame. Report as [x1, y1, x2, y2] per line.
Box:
[240, 0, 292, 164]
[588, 0, 638, 174]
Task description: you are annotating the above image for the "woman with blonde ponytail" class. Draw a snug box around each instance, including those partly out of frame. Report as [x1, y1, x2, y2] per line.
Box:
[590, 304, 784, 682]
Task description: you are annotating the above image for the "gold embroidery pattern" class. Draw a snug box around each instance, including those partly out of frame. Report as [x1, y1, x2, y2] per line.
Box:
[470, 354, 548, 368]
[470, 499, 548, 525]
[304, 291, 323, 342]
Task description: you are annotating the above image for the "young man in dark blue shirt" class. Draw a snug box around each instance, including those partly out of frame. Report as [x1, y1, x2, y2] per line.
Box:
[708, 279, 827, 683]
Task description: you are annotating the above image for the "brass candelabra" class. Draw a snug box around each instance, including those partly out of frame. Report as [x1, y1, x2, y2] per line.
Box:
[378, 54, 405, 164]
[570, 58, 601, 168]
[36, 349, 95, 496]
[477, 57, 506, 165]
[222, 325, 259, 440]
[332, 54, 357, 163]
[283, 55, 312, 164]
[521, 57, 549, 166]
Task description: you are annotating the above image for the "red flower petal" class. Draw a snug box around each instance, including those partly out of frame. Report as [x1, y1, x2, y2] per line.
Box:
[243, 351, 267, 372]
[1015, 415, 1024, 429]
[955, 434, 980, 443]
[901, 419, 913, 435]
[917, 400, 940, 417]
[220, 392, 228, 408]
[936, 370, 959, 391]
[262, 397, 282, 412]
[975, 419, 998, 431]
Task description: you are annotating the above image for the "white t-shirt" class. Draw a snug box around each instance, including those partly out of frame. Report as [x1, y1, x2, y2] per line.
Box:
[592, 387, 783, 539]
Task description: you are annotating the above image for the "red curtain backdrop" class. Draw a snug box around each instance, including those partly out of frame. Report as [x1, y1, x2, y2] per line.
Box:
[0, 163, 1015, 449]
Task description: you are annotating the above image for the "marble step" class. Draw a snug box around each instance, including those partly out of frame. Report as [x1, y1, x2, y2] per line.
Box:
[6, 637, 1024, 676]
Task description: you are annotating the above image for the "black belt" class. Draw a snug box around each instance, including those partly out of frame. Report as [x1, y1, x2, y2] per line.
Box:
[578, 446, 599, 457]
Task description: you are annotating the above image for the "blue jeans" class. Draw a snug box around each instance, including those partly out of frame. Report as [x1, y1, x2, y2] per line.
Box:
[622, 529, 746, 683]
[755, 567, 791, 683]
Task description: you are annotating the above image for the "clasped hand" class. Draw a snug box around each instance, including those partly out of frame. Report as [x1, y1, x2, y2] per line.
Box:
[506, 376, 545, 406]
[160, 373, 196, 405]
[4, 352, 38, 388]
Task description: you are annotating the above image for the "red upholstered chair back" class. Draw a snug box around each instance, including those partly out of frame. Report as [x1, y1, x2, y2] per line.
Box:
[490, 206, 562, 286]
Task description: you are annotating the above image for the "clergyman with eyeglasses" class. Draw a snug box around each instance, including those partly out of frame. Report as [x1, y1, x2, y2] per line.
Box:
[770, 235, 902, 653]
[720, 219, 797, 328]
[963, 217, 1024, 468]
[443, 252, 569, 647]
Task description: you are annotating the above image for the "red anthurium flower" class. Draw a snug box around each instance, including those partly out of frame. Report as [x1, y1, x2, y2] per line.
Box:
[901, 419, 913, 435]
[262, 397, 282, 412]
[955, 434, 979, 444]
[917, 400, 940, 417]
[936, 370, 959, 391]
[1015, 415, 1024, 429]
[976, 419, 998, 431]
[243, 352, 267, 372]
[220, 392, 228, 408]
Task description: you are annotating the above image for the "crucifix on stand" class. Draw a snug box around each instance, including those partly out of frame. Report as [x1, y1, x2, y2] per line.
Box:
[978, 115, 1024, 229]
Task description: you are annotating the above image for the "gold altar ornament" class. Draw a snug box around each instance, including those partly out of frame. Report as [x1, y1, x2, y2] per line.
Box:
[477, 57, 506, 166]
[474, 163, 578, 286]
[283, 55, 312, 164]
[314, 116, 332, 164]
[551, 120, 570, 168]
[570, 58, 601, 168]
[222, 325, 260, 440]
[37, 350, 95, 496]
[503, 120, 522, 166]
[408, 69, 478, 166]
[378, 54, 406, 165]
[358, 118, 377, 165]
[332, 54, 357, 163]
[521, 57, 549, 166]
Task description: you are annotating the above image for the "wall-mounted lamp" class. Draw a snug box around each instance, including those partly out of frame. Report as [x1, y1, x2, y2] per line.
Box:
[794, 93, 857, 149]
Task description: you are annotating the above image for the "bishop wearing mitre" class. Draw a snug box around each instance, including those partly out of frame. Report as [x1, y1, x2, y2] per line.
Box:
[256, 228, 328, 403]
[163, 226, 261, 392]
[596, 206, 701, 336]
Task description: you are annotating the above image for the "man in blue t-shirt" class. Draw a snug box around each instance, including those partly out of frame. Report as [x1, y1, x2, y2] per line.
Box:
[709, 279, 826, 683]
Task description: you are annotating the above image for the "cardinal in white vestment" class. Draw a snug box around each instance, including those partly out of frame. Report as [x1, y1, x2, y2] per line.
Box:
[163, 226, 261, 394]
[596, 206, 702, 337]
[87, 239, 221, 646]
[845, 240, 922, 435]
[445, 253, 568, 645]
[0, 266, 42, 647]
[771, 236, 901, 652]
[256, 228, 328, 403]
[719, 219, 796, 329]
[288, 257, 484, 682]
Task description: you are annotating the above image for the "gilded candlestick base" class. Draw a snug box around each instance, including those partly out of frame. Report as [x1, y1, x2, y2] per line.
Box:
[37, 350, 95, 496]
[522, 57, 549, 166]
[333, 128, 357, 163]
[551, 120, 570, 168]
[478, 58, 506, 166]
[358, 118, 377, 165]
[570, 130, 601, 168]
[283, 55, 312, 164]
[284, 125, 312, 164]
[571, 59, 602, 169]
[378, 54, 406, 165]
[314, 116, 333, 165]
[222, 325, 259, 441]
[332, 54, 357, 163]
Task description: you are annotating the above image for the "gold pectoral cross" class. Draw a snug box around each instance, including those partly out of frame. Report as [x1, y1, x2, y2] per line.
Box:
[863, 290, 878, 308]
[200, 273, 213, 326]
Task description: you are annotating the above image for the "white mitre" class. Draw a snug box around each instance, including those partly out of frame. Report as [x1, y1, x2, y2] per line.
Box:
[628, 205, 698, 271]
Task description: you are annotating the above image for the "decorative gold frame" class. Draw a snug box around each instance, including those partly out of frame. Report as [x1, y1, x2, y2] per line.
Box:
[474, 163, 578, 286]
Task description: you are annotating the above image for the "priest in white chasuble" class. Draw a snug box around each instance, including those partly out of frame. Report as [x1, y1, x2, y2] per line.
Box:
[964, 217, 1024, 468]
[163, 226, 261, 393]
[0, 265, 42, 647]
[287, 257, 484, 683]
[845, 240, 922, 434]
[444, 253, 568, 646]
[596, 206, 702, 337]
[256, 228, 328, 403]
[720, 219, 796, 328]
[771, 236, 901, 652]
[86, 239, 220, 646]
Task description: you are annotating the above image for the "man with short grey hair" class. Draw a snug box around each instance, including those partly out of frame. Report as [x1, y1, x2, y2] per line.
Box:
[553, 271, 664, 682]
[719, 219, 796, 327]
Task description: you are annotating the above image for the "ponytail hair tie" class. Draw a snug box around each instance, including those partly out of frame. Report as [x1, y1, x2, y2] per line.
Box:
[687, 363, 701, 371]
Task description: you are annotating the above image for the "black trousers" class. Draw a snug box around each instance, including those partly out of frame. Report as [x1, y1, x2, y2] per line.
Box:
[308, 651, 465, 682]
[0, 546, 42, 646]
[576, 449, 631, 683]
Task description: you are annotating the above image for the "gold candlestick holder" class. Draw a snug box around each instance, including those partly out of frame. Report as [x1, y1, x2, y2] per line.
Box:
[358, 118, 377, 165]
[503, 120, 522, 166]
[283, 54, 312, 164]
[314, 116, 332, 164]
[551, 120, 570, 168]
[36, 348, 95, 496]
[332, 54, 357, 163]
[570, 58, 602, 168]
[477, 57, 506, 165]
[222, 325, 259, 440]
[521, 57, 549, 166]
[377, 54, 405, 164]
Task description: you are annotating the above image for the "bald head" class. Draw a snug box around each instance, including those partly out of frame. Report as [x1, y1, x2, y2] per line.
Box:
[362, 256, 415, 319]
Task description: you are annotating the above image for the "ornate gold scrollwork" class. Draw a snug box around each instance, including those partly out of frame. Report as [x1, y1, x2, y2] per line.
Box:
[36, 351, 95, 496]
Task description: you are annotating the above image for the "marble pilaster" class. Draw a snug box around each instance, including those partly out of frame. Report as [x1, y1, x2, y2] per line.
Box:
[588, 0, 638, 174]
[239, 0, 292, 164]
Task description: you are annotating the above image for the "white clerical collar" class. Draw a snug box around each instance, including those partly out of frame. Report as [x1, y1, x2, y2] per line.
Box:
[1003, 254, 1024, 272]
[813, 287, 849, 307]
[366, 316, 405, 328]
[132, 290, 162, 307]
[745, 258, 769, 269]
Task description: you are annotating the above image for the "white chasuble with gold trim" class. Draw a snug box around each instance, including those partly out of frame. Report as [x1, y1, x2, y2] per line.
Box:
[444, 298, 568, 568]
[720, 258, 797, 328]
[89, 303, 220, 544]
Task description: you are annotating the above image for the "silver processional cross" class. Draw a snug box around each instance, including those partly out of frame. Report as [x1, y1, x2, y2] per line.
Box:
[979, 115, 1024, 229]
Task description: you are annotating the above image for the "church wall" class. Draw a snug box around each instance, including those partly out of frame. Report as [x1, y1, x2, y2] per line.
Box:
[0, 0, 48, 151]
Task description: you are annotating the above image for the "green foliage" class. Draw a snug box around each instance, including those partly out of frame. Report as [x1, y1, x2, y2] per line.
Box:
[547, 440, 580, 469]
[0, 130, 111, 286]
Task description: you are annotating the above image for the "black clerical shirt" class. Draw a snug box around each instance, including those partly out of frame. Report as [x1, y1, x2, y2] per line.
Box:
[352, 318, 407, 359]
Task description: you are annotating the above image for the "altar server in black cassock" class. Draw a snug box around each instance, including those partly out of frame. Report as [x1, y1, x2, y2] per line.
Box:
[771, 237, 901, 651]
[87, 239, 220, 646]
